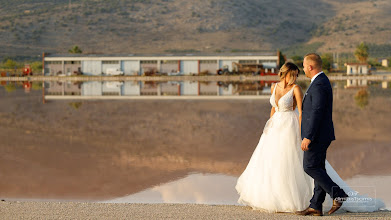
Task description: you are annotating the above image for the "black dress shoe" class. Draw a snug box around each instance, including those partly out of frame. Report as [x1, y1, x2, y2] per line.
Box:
[295, 207, 323, 216]
[328, 197, 346, 215]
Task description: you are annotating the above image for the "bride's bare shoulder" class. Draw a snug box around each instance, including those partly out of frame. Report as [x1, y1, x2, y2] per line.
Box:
[271, 83, 276, 93]
[293, 84, 304, 93]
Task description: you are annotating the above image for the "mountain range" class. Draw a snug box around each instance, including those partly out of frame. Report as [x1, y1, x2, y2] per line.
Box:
[0, 0, 390, 58]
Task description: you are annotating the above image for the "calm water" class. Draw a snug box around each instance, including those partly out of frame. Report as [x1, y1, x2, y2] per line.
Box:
[43, 80, 275, 97]
[104, 173, 391, 209]
[0, 79, 390, 210]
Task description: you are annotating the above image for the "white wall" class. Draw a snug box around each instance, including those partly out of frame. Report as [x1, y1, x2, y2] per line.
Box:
[82, 61, 102, 76]
[382, 59, 389, 67]
[347, 65, 368, 75]
[122, 61, 140, 75]
[260, 62, 277, 69]
[180, 61, 198, 75]
[102, 63, 120, 74]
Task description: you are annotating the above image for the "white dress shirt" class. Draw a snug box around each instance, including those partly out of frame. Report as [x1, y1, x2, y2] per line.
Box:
[310, 71, 323, 83]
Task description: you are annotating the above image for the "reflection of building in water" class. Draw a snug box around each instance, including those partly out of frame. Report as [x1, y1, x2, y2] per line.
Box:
[43, 53, 279, 76]
[382, 81, 389, 89]
[123, 82, 141, 96]
[345, 79, 368, 88]
[81, 81, 142, 96]
[46, 81, 82, 95]
[200, 82, 218, 95]
[45, 81, 275, 98]
[180, 81, 198, 95]
[218, 83, 234, 96]
[345, 63, 368, 75]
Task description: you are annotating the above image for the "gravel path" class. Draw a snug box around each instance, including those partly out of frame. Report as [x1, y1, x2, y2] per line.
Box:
[0, 201, 390, 219]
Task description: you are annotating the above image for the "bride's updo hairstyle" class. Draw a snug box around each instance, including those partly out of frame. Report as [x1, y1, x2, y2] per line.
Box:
[278, 62, 299, 86]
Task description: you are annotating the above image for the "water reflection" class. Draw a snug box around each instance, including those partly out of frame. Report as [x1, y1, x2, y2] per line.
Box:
[44, 81, 276, 98]
[0, 81, 42, 93]
[0, 79, 390, 207]
[1, 79, 389, 98]
[106, 174, 239, 205]
[104, 173, 391, 210]
[354, 89, 369, 108]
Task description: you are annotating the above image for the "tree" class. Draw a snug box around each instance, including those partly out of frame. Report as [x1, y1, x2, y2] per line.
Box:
[277, 50, 286, 68]
[2, 59, 19, 69]
[321, 53, 333, 74]
[354, 42, 369, 63]
[68, 45, 83, 54]
[31, 61, 43, 73]
[291, 55, 303, 68]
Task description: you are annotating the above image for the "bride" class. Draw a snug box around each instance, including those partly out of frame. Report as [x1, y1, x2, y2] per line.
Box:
[235, 62, 385, 214]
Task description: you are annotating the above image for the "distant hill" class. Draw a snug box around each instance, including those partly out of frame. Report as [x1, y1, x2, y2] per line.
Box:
[0, 0, 390, 58]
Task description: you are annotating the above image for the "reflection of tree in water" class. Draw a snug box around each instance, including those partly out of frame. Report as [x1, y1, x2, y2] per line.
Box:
[69, 102, 82, 110]
[354, 88, 369, 108]
[31, 82, 42, 91]
[3, 83, 16, 93]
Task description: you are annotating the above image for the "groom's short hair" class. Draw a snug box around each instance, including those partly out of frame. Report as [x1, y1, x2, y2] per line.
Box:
[304, 53, 322, 70]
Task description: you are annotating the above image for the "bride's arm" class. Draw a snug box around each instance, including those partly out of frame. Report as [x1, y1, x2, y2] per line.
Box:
[270, 107, 276, 118]
[270, 84, 276, 118]
[294, 85, 304, 126]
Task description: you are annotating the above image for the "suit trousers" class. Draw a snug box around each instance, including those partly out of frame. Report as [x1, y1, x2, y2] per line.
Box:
[303, 141, 348, 211]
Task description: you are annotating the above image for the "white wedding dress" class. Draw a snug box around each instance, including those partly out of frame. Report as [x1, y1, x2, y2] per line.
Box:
[235, 84, 385, 213]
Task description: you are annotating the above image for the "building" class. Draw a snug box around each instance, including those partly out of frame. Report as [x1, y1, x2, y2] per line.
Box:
[345, 63, 368, 75]
[381, 58, 389, 67]
[43, 53, 279, 76]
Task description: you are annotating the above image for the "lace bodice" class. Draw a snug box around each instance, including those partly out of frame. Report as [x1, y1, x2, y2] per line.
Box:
[270, 84, 296, 112]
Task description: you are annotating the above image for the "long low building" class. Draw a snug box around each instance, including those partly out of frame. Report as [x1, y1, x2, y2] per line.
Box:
[43, 52, 280, 76]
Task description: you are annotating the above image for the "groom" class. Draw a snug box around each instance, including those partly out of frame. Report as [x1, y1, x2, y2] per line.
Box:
[297, 53, 348, 216]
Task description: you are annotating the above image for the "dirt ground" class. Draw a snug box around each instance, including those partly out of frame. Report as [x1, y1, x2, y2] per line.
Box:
[0, 202, 390, 220]
[0, 85, 390, 201]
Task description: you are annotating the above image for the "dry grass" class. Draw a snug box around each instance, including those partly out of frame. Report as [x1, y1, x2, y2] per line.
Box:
[1, 0, 390, 57]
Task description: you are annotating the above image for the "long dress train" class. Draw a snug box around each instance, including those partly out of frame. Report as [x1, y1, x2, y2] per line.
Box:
[235, 84, 385, 213]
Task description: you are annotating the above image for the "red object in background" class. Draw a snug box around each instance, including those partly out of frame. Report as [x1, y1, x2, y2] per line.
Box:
[23, 81, 32, 93]
[22, 65, 33, 76]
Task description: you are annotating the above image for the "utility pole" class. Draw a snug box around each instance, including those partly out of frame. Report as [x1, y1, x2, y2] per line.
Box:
[337, 52, 339, 69]
[69, 0, 72, 9]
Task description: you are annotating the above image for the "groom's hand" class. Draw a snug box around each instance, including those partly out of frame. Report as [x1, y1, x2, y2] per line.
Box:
[301, 138, 311, 151]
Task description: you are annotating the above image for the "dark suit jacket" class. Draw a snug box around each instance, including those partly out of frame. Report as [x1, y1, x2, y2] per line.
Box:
[301, 72, 335, 144]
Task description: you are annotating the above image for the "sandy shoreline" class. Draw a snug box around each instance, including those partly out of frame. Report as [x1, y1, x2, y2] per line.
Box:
[0, 201, 390, 219]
